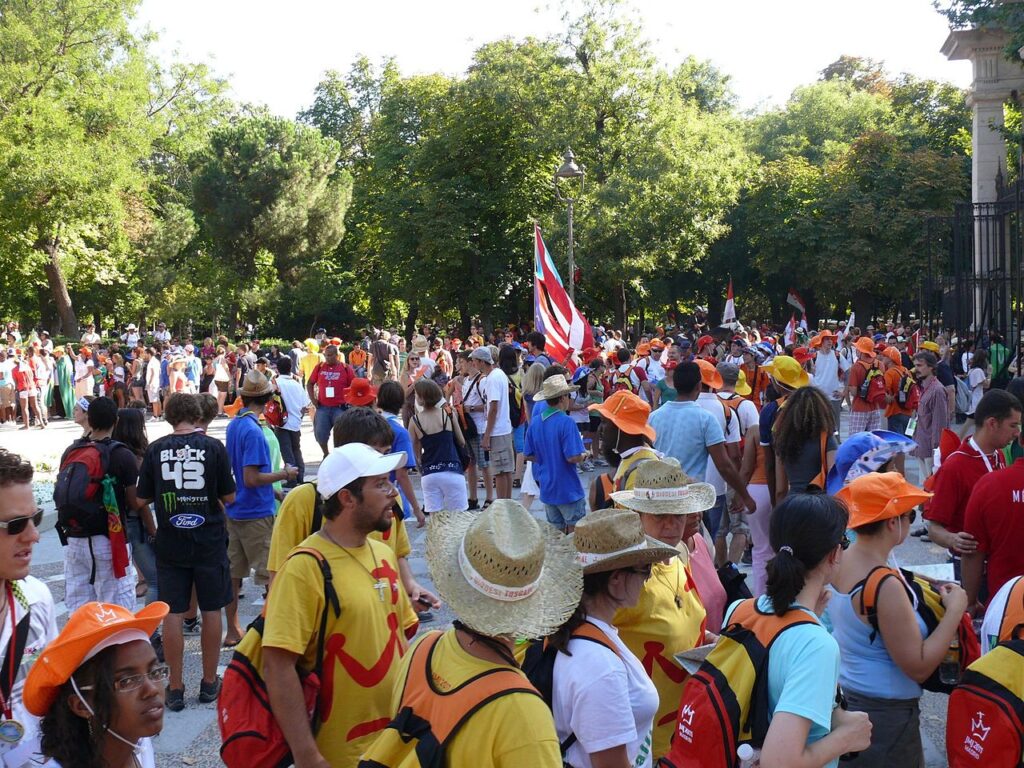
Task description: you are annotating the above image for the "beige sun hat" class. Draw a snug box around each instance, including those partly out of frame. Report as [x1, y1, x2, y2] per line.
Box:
[237, 369, 274, 398]
[426, 500, 582, 640]
[532, 373, 579, 402]
[610, 457, 717, 515]
[569, 508, 678, 574]
[411, 334, 430, 355]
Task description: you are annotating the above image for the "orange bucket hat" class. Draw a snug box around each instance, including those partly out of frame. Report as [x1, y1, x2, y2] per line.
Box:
[24, 601, 168, 716]
[343, 377, 378, 406]
[636, 343, 651, 357]
[696, 359, 723, 390]
[882, 346, 902, 366]
[854, 337, 877, 358]
[809, 330, 837, 349]
[835, 472, 932, 528]
[589, 391, 655, 442]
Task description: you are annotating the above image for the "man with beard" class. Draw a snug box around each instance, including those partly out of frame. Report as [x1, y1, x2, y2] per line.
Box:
[263, 443, 419, 767]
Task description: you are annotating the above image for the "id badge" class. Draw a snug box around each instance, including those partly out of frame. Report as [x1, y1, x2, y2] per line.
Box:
[325, 386, 335, 399]
[905, 415, 917, 437]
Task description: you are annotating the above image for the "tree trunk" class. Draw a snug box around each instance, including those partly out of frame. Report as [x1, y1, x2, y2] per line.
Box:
[614, 282, 626, 330]
[37, 237, 77, 335]
[404, 302, 418, 342]
[852, 289, 873, 332]
[36, 285, 57, 335]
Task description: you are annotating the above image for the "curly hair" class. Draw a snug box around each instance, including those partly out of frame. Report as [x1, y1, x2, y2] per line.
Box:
[0, 449, 32, 488]
[39, 646, 119, 768]
[772, 386, 835, 465]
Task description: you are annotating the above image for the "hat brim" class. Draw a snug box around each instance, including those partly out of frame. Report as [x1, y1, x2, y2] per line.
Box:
[425, 511, 582, 640]
[587, 402, 656, 442]
[24, 601, 169, 717]
[734, 381, 752, 397]
[532, 384, 578, 402]
[238, 383, 274, 397]
[702, 372, 724, 390]
[610, 482, 717, 515]
[569, 534, 679, 574]
[767, 367, 810, 390]
[346, 394, 377, 406]
[842, 488, 933, 528]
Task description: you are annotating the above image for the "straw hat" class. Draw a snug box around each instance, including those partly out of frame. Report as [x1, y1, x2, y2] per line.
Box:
[854, 337, 877, 358]
[24, 601, 169, 716]
[570, 508, 678, 573]
[835, 472, 932, 528]
[343, 378, 377, 406]
[411, 335, 430, 355]
[426, 501, 582, 640]
[764, 355, 809, 390]
[237, 369, 274, 397]
[696, 359, 723, 390]
[532, 374, 578, 402]
[610, 458, 716, 516]
[588, 391, 655, 442]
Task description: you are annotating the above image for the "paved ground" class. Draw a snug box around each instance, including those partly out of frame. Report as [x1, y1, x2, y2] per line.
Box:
[0, 408, 952, 767]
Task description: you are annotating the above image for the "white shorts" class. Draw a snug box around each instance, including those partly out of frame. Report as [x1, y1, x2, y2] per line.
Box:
[18, 389, 36, 400]
[521, 462, 540, 496]
[421, 472, 469, 513]
[65, 536, 137, 613]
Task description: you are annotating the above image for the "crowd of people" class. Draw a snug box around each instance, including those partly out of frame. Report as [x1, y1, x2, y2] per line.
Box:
[0, 315, 1018, 767]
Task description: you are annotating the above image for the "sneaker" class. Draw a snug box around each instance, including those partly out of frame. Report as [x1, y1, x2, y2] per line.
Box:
[741, 546, 753, 566]
[581, 460, 595, 472]
[165, 687, 185, 712]
[198, 676, 222, 704]
[594, 457, 610, 467]
[183, 617, 201, 635]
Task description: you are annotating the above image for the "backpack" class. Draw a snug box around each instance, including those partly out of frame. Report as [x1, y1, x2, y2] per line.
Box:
[857, 363, 887, 405]
[946, 639, 1024, 767]
[520, 621, 622, 755]
[357, 631, 540, 768]
[219, 547, 340, 768]
[860, 566, 981, 694]
[263, 391, 288, 428]
[612, 364, 643, 394]
[507, 377, 525, 430]
[658, 598, 818, 768]
[896, 370, 921, 411]
[53, 438, 121, 539]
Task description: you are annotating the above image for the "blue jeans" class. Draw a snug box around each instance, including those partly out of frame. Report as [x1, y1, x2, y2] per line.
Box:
[544, 498, 587, 530]
[127, 516, 158, 603]
[703, 494, 727, 540]
[313, 404, 347, 446]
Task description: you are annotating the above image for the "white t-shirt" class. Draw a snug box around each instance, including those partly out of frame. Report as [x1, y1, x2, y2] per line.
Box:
[639, 357, 665, 385]
[968, 367, 987, 414]
[153, 329, 171, 343]
[813, 349, 850, 401]
[42, 738, 155, 768]
[980, 576, 1022, 654]
[0, 360, 14, 388]
[121, 332, 140, 347]
[277, 376, 310, 432]
[569, 388, 591, 425]
[604, 338, 624, 355]
[553, 617, 657, 768]
[462, 374, 488, 434]
[720, 392, 759, 440]
[80, 332, 100, 345]
[697, 391, 739, 496]
[482, 367, 512, 437]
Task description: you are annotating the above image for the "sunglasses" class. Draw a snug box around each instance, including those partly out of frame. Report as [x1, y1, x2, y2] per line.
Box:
[839, 534, 851, 551]
[0, 510, 42, 536]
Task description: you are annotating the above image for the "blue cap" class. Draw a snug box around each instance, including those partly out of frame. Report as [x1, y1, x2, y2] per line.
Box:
[678, 338, 692, 348]
[571, 366, 591, 384]
[826, 430, 917, 495]
[525, 354, 537, 364]
[873, 333, 884, 342]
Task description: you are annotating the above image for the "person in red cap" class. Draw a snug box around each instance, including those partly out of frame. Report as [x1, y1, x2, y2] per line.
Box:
[696, 335, 716, 363]
[24, 601, 169, 768]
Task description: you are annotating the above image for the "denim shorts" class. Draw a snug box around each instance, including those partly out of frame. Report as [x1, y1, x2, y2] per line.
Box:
[513, 423, 527, 455]
[544, 498, 587, 529]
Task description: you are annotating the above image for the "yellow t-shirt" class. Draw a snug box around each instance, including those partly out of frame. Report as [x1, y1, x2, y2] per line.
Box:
[263, 533, 418, 767]
[614, 556, 707, 761]
[381, 630, 563, 767]
[613, 447, 660, 490]
[267, 483, 411, 573]
[300, 352, 324, 385]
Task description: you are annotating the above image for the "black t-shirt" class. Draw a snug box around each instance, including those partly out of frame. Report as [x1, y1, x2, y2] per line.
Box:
[91, 438, 139, 519]
[137, 432, 236, 565]
[936, 361, 956, 388]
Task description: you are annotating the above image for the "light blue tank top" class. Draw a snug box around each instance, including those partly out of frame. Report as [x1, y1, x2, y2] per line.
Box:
[827, 580, 928, 700]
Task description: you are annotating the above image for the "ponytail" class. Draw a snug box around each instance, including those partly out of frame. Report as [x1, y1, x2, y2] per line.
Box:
[765, 493, 848, 616]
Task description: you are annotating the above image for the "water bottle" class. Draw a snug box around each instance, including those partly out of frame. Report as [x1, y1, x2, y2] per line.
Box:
[939, 634, 960, 685]
[737, 743, 760, 768]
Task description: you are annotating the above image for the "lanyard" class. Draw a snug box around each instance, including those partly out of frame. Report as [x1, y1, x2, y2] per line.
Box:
[969, 437, 994, 473]
[0, 586, 16, 720]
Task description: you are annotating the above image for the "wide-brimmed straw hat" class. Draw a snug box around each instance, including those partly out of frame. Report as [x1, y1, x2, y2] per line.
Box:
[588, 391, 655, 442]
[426, 501, 582, 639]
[764, 355, 809, 390]
[411, 335, 430, 354]
[570, 508, 677, 574]
[610, 458, 716, 516]
[532, 374, 578, 402]
[237, 369, 274, 397]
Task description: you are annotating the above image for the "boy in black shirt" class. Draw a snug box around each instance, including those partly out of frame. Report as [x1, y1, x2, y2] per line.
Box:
[137, 393, 236, 711]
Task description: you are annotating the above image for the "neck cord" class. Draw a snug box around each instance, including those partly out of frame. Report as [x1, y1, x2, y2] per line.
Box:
[318, 528, 381, 584]
[654, 557, 683, 608]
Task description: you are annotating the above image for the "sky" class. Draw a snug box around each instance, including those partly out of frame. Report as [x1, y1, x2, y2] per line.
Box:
[136, 0, 973, 117]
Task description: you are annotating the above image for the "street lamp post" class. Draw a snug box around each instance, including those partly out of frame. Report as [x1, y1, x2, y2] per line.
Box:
[553, 148, 585, 303]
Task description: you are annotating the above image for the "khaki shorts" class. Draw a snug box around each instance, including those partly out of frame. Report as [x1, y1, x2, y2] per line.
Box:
[716, 489, 751, 541]
[226, 516, 274, 585]
[488, 432, 515, 474]
[0, 387, 13, 408]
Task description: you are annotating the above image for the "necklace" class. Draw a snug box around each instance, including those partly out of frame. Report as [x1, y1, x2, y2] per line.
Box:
[654, 558, 682, 608]
[318, 529, 389, 602]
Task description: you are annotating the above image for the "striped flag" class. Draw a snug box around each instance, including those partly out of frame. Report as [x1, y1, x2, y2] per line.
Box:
[534, 225, 593, 366]
[722, 279, 736, 325]
[786, 289, 806, 315]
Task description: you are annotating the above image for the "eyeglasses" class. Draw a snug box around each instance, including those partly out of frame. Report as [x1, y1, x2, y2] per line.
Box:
[0, 510, 42, 536]
[839, 534, 851, 551]
[79, 665, 170, 694]
[903, 510, 917, 524]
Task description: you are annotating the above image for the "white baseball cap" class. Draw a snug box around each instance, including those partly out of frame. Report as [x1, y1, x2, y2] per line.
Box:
[317, 443, 406, 500]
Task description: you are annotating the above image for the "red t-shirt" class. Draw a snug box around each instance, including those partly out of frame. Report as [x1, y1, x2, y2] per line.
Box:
[964, 459, 1024, 598]
[848, 360, 878, 413]
[925, 438, 1006, 533]
[310, 362, 354, 407]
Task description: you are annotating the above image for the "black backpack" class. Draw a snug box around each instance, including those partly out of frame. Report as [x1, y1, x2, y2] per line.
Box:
[53, 438, 121, 539]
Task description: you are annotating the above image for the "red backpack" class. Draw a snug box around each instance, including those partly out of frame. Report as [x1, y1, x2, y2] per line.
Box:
[856, 362, 887, 406]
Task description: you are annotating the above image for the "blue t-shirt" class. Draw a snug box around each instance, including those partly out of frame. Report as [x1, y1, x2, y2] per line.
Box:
[524, 406, 585, 505]
[160, 358, 170, 388]
[385, 414, 416, 517]
[725, 597, 841, 768]
[225, 410, 275, 520]
[647, 400, 724, 481]
[759, 400, 781, 447]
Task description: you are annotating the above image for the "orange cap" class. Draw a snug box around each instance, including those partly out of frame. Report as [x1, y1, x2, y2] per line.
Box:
[636, 343, 651, 356]
[24, 601, 168, 717]
[696, 359, 723, 390]
[854, 337, 877, 358]
[343, 377, 378, 406]
[882, 347, 902, 366]
[835, 472, 932, 528]
[650, 339, 666, 350]
[589, 391, 655, 441]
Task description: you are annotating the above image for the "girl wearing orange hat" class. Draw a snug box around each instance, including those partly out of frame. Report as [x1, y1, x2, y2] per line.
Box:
[25, 601, 169, 768]
[830, 473, 967, 766]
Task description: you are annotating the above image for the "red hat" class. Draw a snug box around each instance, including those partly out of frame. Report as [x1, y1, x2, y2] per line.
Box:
[330, 337, 342, 347]
[581, 347, 602, 365]
[697, 335, 714, 349]
[792, 346, 812, 365]
[343, 378, 378, 406]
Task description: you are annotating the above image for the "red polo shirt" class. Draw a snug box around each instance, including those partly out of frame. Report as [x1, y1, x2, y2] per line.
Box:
[964, 459, 1024, 598]
[309, 362, 353, 407]
[924, 437, 1005, 534]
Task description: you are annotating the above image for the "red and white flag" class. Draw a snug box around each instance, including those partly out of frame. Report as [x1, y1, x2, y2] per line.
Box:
[784, 313, 797, 346]
[910, 329, 920, 354]
[722, 279, 736, 325]
[534, 225, 593, 367]
[786, 289, 806, 315]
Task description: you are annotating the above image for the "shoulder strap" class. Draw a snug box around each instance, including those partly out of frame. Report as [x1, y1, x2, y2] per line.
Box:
[570, 621, 622, 658]
[858, 566, 911, 642]
[809, 431, 829, 491]
[597, 474, 614, 509]
[0, 610, 31, 707]
[306, 483, 324, 535]
[724, 598, 819, 646]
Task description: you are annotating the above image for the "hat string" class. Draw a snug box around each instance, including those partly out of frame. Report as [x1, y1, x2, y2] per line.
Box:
[576, 539, 651, 566]
[458, 539, 542, 602]
[70, 675, 143, 755]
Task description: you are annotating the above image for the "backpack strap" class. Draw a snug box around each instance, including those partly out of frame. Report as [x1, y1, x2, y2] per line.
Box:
[307, 483, 324, 535]
[615, 454, 655, 492]
[596, 474, 614, 510]
[809, 431, 829, 491]
[857, 566, 912, 643]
